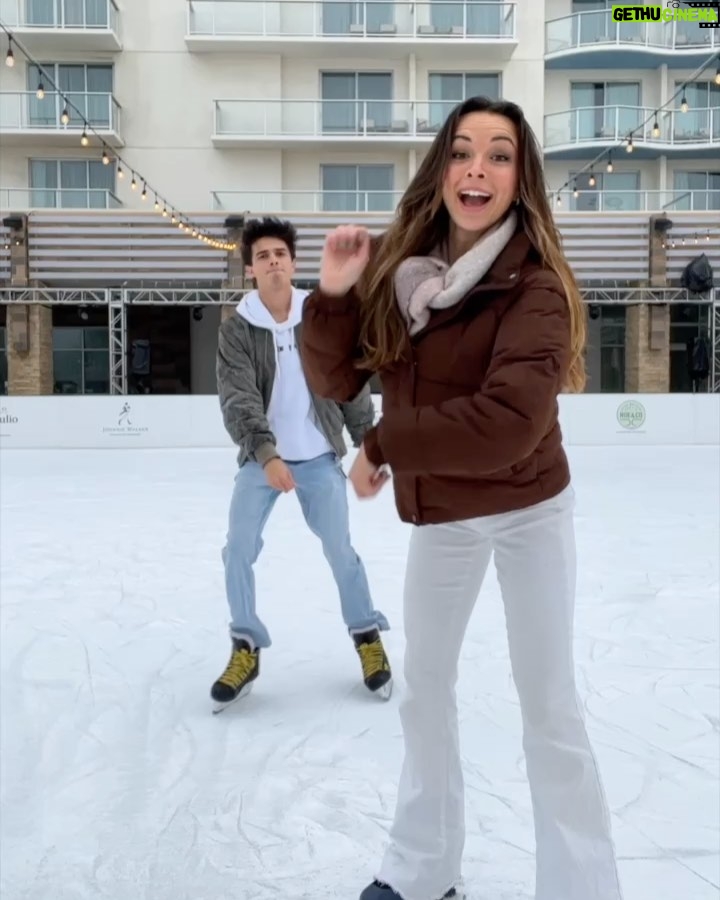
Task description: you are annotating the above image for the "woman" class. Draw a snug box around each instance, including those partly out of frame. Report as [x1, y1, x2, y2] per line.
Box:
[299, 97, 623, 900]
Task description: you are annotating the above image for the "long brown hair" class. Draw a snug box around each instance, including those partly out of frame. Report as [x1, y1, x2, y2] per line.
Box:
[357, 96, 586, 393]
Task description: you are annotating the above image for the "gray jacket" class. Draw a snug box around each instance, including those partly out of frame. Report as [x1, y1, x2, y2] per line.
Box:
[217, 310, 375, 467]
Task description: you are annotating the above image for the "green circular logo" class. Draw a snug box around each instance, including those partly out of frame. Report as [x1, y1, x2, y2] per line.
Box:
[617, 400, 646, 430]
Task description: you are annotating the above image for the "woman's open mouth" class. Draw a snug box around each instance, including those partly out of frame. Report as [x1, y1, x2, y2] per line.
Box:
[459, 190, 492, 209]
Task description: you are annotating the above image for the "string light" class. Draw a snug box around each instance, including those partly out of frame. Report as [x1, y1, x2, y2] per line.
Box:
[0, 21, 236, 252]
[661, 224, 720, 251]
[552, 51, 720, 207]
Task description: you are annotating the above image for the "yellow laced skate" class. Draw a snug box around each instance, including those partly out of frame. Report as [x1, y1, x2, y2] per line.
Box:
[211, 638, 259, 712]
[352, 629, 392, 700]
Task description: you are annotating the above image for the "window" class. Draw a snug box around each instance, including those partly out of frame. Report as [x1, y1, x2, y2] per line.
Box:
[26, 0, 110, 27]
[321, 71, 393, 132]
[27, 63, 113, 128]
[30, 159, 115, 208]
[430, 1, 504, 36]
[672, 171, 720, 211]
[670, 305, 711, 393]
[428, 73, 500, 129]
[570, 170, 640, 211]
[53, 326, 109, 394]
[570, 82, 641, 140]
[322, 2, 394, 34]
[321, 164, 394, 211]
[0, 327, 7, 395]
[599, 307, 625, 392]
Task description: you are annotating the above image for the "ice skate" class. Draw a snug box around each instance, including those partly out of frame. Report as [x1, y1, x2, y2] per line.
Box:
[352, 628, 392, 700]
[210, 637, 259, 713]
[359, 880, 460, 899]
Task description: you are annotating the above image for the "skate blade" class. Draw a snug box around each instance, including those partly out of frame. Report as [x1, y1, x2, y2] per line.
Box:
[373, 678, 393, 702]
[212, 682, 253, 715]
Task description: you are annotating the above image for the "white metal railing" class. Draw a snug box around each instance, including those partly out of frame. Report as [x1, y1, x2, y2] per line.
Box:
[214, 98, 477, 138]
[0, 187, 122, 210]
[549, 189, 720, 212]
[544, 105, 720, 148]
[211, 189, 404, 211]
[0, 91, 121, 133]
[188, 0, 516, 40]
[0, 0, 119, 30]
[545, 9, 719, 55]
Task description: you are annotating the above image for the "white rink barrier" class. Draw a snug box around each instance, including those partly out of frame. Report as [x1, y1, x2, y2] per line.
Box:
[0, 393, 718, 450]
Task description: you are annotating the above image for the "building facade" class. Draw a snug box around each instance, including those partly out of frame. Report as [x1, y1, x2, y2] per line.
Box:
[0, 0, 718, 396]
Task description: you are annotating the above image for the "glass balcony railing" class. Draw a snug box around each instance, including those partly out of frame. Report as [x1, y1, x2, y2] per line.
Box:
[214, 98, 477, 139]
[544, 105, 720, 149]
[189, 0, 516, 41]
[546, 9, 719, 56]
[0, 187, 122, 209]
[0, 0, 120, 31]
[211, 189, 403, 212]
[549, 188, 720, 212]
[0, 91, 122, 135]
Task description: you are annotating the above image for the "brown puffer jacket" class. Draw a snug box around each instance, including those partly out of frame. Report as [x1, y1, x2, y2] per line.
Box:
[299, 229, 573, 526]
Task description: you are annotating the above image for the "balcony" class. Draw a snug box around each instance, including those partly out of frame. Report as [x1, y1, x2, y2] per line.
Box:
[544, 106, 720, 160]
[211, 189, 403, 212]
[550, 189, 720, 213]
[187, 0, 517, 60]
[0, 187, 122, 210]
[0, 0, 121, 52]
[213, 98, 464, 148]
[0, 91, 124, 147]
[545, 10, 719, 69]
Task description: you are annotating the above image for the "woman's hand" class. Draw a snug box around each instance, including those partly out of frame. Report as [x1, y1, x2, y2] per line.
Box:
[319, 225, 371, 297]
[348, 444, 390, 499]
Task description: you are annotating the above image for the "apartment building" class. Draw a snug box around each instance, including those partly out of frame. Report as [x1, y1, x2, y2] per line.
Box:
[0, 0, 718, 397]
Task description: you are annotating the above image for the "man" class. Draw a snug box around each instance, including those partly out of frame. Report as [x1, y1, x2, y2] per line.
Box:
[212, 216, 391, 711]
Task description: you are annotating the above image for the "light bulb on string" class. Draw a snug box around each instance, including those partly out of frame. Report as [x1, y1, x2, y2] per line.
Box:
[0, 35, 277, 251]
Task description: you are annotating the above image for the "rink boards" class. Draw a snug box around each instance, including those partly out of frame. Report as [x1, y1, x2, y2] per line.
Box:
[0, 393, 718, 449]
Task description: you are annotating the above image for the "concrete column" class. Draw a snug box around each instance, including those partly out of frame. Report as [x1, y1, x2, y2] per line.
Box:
[623, 214, 672, 393]
[5, 214, 54, 395]
[222, 223, 252, 320]
[7, 305, 54, 395]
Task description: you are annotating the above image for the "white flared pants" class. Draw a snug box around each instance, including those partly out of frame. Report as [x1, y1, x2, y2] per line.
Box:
[376, 486, 623, 900]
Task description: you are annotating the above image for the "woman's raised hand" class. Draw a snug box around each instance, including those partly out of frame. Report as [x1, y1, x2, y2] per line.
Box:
[319, 225, 371, 297]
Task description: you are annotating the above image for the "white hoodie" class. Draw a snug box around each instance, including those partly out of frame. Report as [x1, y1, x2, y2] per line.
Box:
[236, 287, 334, 462]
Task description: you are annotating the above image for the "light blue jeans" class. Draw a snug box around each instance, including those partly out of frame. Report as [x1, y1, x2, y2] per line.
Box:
[222, 451, 389, 648]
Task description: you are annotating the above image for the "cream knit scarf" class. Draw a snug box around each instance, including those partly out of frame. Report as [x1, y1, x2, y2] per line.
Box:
[394, 210, 517, 335]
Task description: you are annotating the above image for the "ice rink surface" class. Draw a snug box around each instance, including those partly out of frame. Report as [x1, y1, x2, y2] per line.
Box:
[1, 444, 718, 900]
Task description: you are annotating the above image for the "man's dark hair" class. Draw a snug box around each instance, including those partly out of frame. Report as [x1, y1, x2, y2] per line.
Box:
[240, 216, 297, 266]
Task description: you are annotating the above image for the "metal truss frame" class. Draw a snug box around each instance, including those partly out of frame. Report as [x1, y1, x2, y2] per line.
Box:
[1, 286, 717, 393]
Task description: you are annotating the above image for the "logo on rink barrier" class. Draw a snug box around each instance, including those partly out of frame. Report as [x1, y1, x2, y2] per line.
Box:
[616, 399, 646, 430]
[102, 402, 149, 437]
[0, 406, 19, 425]
[0, 406, 19, 438]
